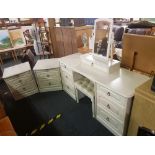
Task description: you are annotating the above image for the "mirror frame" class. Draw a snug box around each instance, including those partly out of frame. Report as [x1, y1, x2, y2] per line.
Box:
[93, 18, 113, 61]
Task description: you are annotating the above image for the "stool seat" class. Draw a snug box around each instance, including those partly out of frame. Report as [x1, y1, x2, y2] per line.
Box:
[74, 77, 95, 117]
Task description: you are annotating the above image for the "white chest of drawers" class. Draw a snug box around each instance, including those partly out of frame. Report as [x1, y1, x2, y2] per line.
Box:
[33, 59, 62, 92]
[3, 62, 38, 101]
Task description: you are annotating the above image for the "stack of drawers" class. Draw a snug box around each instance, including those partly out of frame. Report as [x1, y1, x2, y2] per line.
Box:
[33, 59, 62, 92]
[60, 62, 76, 100]
[96, 84, 131, 135]
[3, 62, 38, 101]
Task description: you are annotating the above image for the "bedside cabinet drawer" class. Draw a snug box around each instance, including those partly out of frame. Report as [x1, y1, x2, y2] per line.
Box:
[35, 69, 60, 79]
[60, 62, 72, 75]
[97, 105, 123, 135]
[97, 95, 125, 121]
[97, 84, 127, 107]
[5, 71, 33, 84]
[9, 80, 37, 93]
[38, 79, 62, 88]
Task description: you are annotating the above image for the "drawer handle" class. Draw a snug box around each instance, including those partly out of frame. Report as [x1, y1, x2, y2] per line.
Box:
[106, 117, 110, 122]
[106, 104, 111, 109]
[107, 92, 110, 96]
[47, 74, 50, 77]
[23, 87, 26, 91]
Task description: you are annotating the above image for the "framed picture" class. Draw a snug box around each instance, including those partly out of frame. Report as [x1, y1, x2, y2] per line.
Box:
[9, 29, 26, 47]
[0, 30, 12, 50]
[22, 26, 34, 45]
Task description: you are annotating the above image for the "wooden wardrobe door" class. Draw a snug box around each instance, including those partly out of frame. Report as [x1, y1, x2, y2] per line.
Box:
[71, 28, 78, 53]
[55, 27, 65, 57]
[62, 28, 73, 56]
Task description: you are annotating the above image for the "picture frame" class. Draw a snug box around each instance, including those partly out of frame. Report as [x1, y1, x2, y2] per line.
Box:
[0, 30, 12, 50]
[9, 29, 26, 47]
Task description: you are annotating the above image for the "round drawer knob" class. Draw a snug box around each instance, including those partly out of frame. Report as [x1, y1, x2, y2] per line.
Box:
[23, 87, 26, 91]
[106, 104, 110, 109]
[106, 117, 110, 122]
[107, 92, 110, 96]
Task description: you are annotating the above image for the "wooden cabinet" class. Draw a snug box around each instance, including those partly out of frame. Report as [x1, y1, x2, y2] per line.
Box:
[54, 27, 77, 57]
[3, 62, 38, 100]
[33, 59, 62, 92]
[128, 79, 155, 135]
[50, 26, 93, 57]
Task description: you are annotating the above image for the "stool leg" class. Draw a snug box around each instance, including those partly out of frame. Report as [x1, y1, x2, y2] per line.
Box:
[75, 89, 79, 103]
[91, 97, 95, 118]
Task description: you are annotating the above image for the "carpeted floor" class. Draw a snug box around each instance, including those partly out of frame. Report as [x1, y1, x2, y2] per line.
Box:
[2, 88, 113, 136]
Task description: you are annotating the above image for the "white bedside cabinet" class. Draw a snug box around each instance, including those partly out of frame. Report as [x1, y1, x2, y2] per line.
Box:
[3, 62, 38, 101]
[33, 59, 62, 92]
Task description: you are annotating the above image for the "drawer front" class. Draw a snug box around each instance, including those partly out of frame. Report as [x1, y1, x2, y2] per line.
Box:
[97, 105, 124, 134]
[12, 89, 38, 100]
[38, 78, 62, 89]
[39, 86, 62, 92]
[9, 80, 38, 94]
[5, 71, 33, 85]
[97, 95, 125, 121]
[61, 70, 74, 83]
[60, 62, 72, 75]
[63, 83, 75, 96]
[35, 68, 61, 79]
[97, 84, 127, 107]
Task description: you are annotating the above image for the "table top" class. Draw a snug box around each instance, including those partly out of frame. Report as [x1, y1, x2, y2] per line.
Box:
[60, 53, 150, 98]
[33, 58, 60, 70]
[0, 44, 33, 53]
[3, 62, 31, 78]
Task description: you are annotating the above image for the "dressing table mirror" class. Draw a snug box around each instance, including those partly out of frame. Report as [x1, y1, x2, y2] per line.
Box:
[93, 18, 112, 61]
[81, 18, 120, 73]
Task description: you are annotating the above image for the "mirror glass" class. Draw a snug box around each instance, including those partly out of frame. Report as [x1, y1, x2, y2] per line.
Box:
[93, 19, 112, 60]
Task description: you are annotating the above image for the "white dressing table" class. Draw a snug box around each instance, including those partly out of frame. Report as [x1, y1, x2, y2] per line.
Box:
[59, 53, 149, 135]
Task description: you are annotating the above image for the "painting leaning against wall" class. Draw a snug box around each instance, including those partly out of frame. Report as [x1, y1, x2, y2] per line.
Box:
[0, 30, 12, 50]
[9, 29, 26, 47]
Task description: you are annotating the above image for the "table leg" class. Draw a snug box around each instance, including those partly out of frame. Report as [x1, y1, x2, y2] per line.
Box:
[0, 54, 3, 65]
[11, 51, 16, 63]
[13, 50, 18, 61]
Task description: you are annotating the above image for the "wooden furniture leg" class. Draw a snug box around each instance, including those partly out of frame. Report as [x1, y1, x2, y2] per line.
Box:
[13, 50, 18, 61]
[130, 51, 138, 71]
[11, 51, 16, 63]
[0, 54, 3, 65]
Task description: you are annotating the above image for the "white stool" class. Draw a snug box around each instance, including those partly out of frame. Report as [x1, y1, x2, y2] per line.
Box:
[74, 77, 95, 117]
